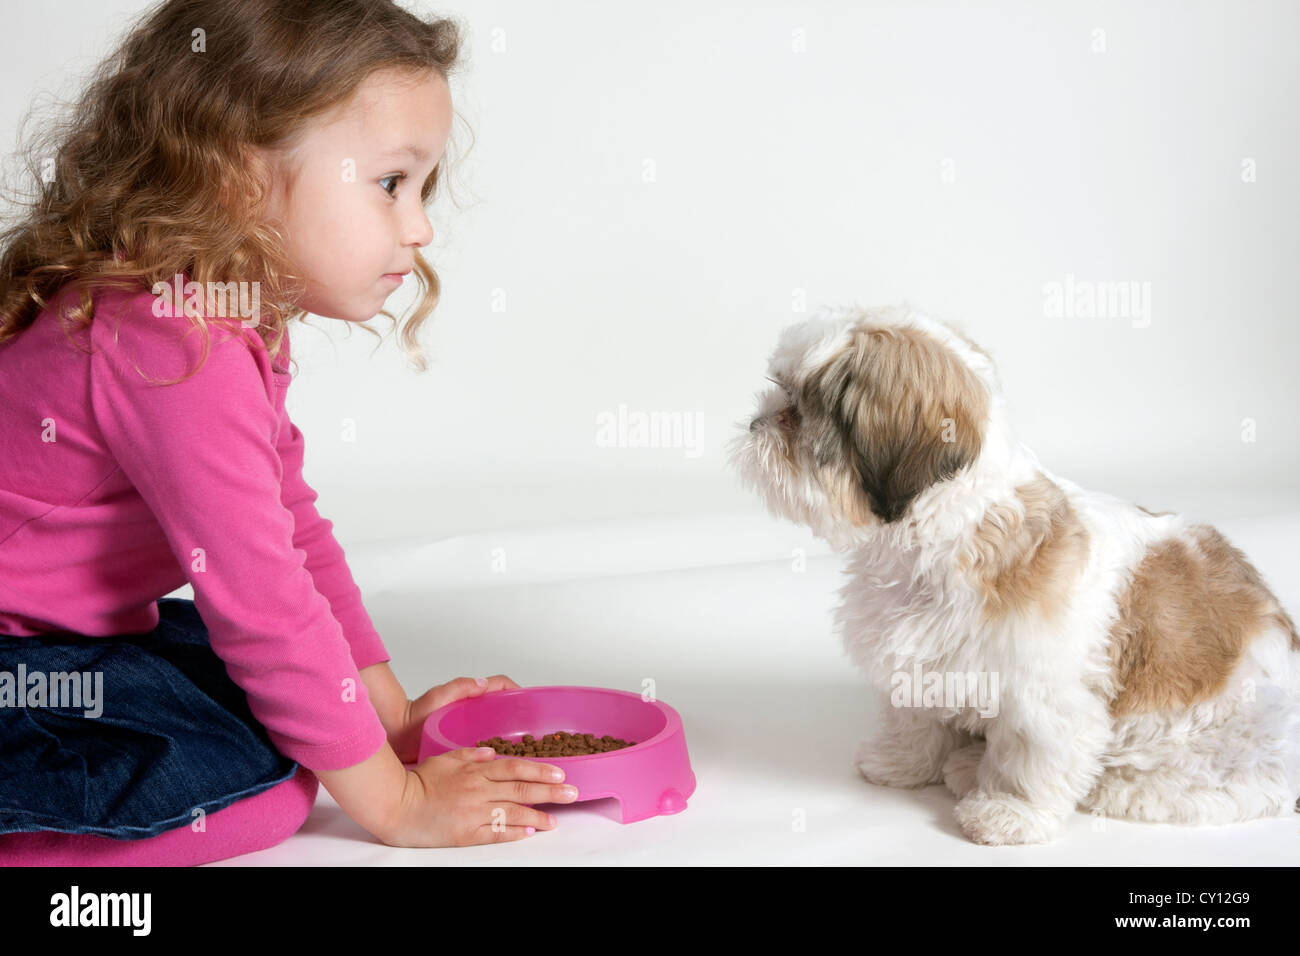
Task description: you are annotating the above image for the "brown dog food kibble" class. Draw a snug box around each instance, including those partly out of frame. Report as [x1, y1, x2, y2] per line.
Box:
[475, 731, 636, 757]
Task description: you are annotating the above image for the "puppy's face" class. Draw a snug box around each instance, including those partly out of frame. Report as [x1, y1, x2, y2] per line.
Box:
[727, 306, 999, 548]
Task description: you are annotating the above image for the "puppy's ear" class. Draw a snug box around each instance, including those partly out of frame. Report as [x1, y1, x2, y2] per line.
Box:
[807, 326, 988, 524]
[938, 317, 1002, 391]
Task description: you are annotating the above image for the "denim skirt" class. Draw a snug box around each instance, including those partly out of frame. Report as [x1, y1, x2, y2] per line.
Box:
[0, 598, 300, 840]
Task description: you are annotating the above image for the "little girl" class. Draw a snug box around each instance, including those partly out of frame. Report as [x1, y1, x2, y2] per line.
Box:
[0, 0, 577, 859]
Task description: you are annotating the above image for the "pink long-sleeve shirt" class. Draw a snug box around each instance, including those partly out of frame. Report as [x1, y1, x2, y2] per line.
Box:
[0, 280, 390, 772]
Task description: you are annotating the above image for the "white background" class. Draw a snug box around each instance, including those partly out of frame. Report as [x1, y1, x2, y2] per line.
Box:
[4, 0, 1295, 542]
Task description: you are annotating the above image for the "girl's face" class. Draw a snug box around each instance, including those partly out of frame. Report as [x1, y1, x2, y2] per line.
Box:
[253, 68, 453, 322]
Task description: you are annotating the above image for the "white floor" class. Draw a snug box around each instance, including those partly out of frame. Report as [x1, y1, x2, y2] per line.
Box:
[201, 499, 1300, 866]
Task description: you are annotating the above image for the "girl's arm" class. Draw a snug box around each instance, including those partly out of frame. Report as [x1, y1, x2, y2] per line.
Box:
[312, 739, 410, 843]
[91, 296, 389, 773]
[359, 661, 410, 738]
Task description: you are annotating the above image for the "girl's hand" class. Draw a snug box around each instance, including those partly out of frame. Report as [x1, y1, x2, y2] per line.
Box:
[382, 748, 577, 847]
[389, 674, 521, 764]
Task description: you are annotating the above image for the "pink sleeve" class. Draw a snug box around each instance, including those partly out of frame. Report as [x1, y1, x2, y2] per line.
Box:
[276, 378, 390, 671]
[89, 299, 388, 772]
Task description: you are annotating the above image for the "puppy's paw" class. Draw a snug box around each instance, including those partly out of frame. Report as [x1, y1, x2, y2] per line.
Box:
[953, 791, 1062, 846]
[854, 736, 939, 789]
[941, 740, 985, 800]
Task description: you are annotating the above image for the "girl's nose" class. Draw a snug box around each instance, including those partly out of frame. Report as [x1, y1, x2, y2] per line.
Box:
[404, 205, 435, 248]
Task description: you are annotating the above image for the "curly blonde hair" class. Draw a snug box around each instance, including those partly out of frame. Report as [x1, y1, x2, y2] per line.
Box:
[0, 0, 470, 383]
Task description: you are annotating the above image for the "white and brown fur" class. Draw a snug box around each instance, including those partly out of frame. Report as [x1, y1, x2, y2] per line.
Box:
[728, 303, 1300, 844]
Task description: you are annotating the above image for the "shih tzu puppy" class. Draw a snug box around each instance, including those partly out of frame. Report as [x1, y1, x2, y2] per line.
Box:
[727, 303, 1300, 845]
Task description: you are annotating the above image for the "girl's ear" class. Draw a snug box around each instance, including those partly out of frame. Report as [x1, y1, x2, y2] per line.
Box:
[226, 144, 282, 225]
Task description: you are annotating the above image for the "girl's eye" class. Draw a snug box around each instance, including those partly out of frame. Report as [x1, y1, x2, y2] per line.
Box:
[379, 174, 405, 198]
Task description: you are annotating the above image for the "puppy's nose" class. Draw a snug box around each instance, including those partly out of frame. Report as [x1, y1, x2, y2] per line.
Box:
[749, 417, 761, 433]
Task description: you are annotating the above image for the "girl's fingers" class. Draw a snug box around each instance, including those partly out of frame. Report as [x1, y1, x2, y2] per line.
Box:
[490, 778, 578, 809]
[448, 676, 488, 696]
[475, 756, 577, 806]
[475, 823, 541, 844]
[479, 756, 565, 784]
[474, 802, 556, 836]
[408, 682, 457, 716]
[422, 677, 488, 712]
[423, 675, 516, 715]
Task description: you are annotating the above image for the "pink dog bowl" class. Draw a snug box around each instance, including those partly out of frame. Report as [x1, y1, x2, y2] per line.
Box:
[418, 685, 696, 823]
